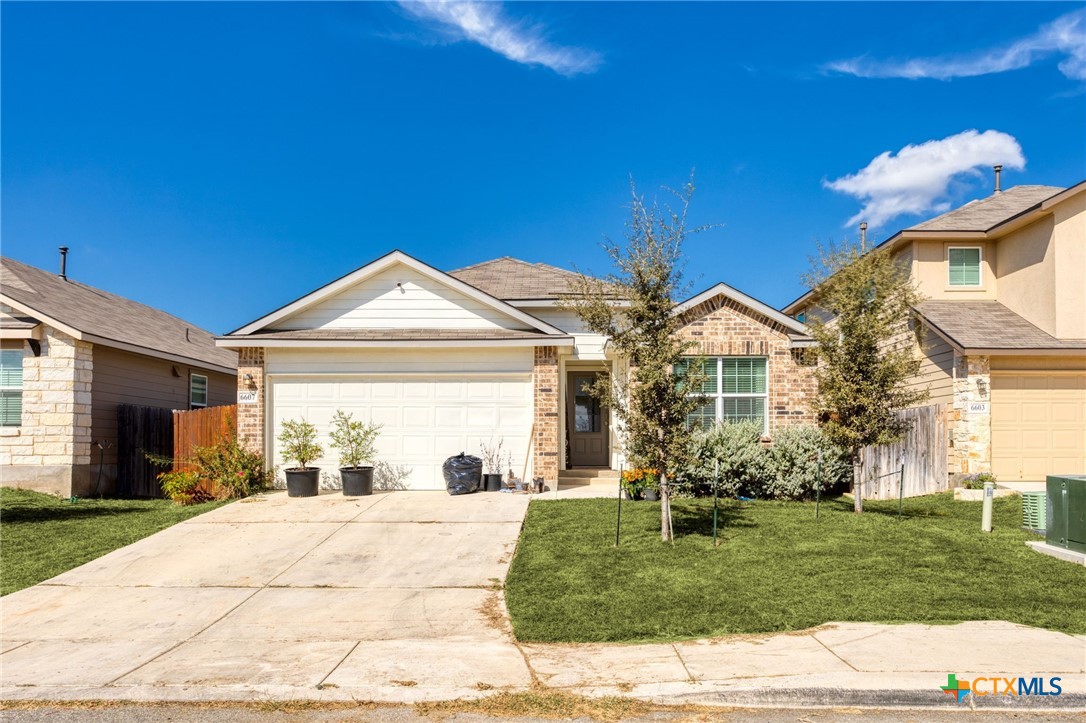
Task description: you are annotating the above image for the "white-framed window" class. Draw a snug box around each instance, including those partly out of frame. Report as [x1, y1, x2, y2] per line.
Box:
[190, 373, 208, 409]
[676, 356, 769, 433]
[948, 246, 982, 287]
[0, 348, 24, 427]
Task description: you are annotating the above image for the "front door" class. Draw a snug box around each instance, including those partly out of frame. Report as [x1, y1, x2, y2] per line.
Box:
[567, 372, 609, 467]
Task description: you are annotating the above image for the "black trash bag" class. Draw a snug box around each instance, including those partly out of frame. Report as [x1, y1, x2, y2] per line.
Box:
[443, 453, 483, 495]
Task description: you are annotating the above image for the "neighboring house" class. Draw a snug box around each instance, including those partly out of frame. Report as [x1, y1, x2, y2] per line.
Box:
[785, 180, 1086, 483]
[217, 251, 816, 490]
[0, 256, 237, 496]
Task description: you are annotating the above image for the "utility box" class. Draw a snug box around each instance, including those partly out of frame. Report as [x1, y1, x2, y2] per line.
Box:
[1046, 475, 1086, 554]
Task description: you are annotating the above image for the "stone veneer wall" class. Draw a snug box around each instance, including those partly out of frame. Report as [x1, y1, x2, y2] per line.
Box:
[947, 353, 991, 476]
[673, 296, 817, 434]
[237, 347, 265, 454]
[532, 346, 559, 486]
[0, 326, 93, 495]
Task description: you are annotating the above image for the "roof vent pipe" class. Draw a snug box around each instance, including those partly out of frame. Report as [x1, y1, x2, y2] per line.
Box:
[860, 222, 868, 252]
[59, 247, 69, 280]
[994, 164, 1003, 194]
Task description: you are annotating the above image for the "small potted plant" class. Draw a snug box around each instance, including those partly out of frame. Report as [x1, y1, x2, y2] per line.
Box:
[277, 417, 323, 497]
[329, 410, 382, 496]
[479, 438, 505, 492]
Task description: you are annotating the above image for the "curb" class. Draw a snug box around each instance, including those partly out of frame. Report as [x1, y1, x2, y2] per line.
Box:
[659, 687, 1086, 711]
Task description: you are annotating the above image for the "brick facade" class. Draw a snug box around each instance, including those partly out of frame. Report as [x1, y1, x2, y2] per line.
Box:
[673, 295, 817, 435]
[237, 347, 265, 454]
[532, 345, 560, 486]
[0, 326, 94, 495]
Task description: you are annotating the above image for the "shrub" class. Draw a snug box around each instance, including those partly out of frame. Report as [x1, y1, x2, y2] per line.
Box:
[159, 470, 210, 505]
[961, 472, 997, 490]
[763, 425, 851, 500]
[191, 436, 271, 499]
[678, 420, 768, 498]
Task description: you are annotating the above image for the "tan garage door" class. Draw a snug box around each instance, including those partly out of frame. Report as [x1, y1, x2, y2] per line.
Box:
[991, 372, 1086, 481]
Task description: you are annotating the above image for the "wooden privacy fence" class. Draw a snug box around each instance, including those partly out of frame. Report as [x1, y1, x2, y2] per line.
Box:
[117, 404, 173, 498]
[859, 403, 948, 500]
[173, 404, 238, 472]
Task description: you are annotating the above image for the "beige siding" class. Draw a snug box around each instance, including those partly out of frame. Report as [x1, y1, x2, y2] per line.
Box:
[272, 265, 529, 331]
[523, 308, 609, 360]
[908, 330, 954, 406]
[90, 345, 235, 488]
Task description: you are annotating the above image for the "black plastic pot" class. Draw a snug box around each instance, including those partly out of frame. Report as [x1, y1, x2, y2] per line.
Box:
[341, 466, 374, 496]
[285, 468, 320, 497]
[483, 473, 504, 492]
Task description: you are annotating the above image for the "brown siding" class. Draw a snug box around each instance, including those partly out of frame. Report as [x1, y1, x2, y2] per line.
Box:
[674, 296, 817, 434]
[90, 345, 235, 491]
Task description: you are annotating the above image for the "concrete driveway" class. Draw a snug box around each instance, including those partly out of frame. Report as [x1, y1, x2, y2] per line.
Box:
[1, 490, 534, 702]
[3, 489, 1084, 709]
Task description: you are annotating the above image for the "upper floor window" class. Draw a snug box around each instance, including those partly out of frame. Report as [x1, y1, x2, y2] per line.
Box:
[0, 348, 23, 427]
[675, 356, 768, 434]
[190, 373, 208, 410]
[948, 247, 982, 287]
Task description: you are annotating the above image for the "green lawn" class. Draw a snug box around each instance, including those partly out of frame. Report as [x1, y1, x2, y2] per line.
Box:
[0, 488, 225, 595]
[505, 493, 1086, 643]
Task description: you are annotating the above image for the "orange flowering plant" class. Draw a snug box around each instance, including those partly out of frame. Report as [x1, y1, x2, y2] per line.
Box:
[620, 467, 659, 499]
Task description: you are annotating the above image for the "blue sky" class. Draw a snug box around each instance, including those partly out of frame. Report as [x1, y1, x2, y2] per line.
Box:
[3, 2, 1084, 334]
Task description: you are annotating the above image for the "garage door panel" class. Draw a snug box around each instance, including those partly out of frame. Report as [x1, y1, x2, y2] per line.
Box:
[992, 372, 1086, 481]
[270, 374, 532, 490]
[1051, 402, 1083, 423]
[402, 407, 433, 428]
[434, 381, 461, 399]
[434, 407, 466, 427]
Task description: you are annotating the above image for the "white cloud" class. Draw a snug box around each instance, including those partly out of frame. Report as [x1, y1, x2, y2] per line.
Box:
[398, 1, 601, 76]
[824, 130, 1026, 228]
[825, 9, 1086, 81]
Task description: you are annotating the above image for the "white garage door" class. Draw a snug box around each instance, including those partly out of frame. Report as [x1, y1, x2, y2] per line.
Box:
[991, 372, 1086, 481]
[269, 375, 532, 490]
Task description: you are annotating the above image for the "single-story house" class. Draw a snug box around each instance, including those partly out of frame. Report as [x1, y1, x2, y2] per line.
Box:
[784, 178, 1086, 483]
[218, 251, 817, 489]
[0, 254, 237, 496]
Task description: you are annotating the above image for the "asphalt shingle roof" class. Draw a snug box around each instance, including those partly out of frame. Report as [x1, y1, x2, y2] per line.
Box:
[449, 257, 610, 300]
[1, 256, 237, 371]
[916, 301, 1086, 351]
[908, 186, 1063, 232]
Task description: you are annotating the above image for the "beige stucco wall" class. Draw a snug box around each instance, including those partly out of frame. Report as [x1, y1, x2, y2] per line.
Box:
[995, 215, 1057, 336]
[0, 326, 93, 496]
[1052, 190, 1086, 339]
[913, 239, 997, 301]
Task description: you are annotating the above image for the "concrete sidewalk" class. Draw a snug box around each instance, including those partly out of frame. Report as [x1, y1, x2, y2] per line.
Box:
[2, 490, 1083, 710]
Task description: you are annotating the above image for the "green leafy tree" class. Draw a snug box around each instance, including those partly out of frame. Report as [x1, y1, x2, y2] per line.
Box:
[802, 240, 928, 512]
[562, 179, 708, 541]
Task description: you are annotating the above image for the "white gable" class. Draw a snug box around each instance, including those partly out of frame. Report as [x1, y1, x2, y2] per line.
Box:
[270, 263, 532, 331]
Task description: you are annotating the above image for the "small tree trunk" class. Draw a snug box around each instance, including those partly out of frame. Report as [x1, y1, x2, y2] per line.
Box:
[660, 472, 673, 542]
[852, 449, 864, 514]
